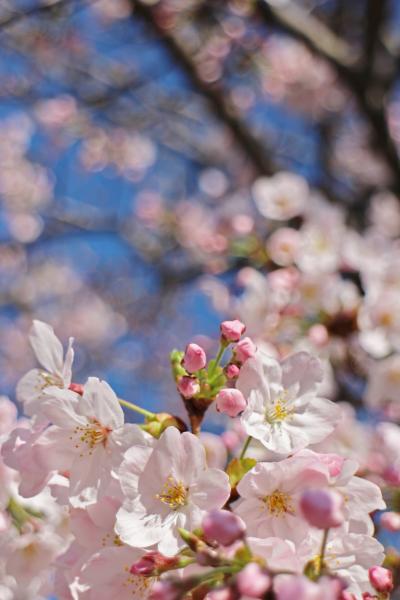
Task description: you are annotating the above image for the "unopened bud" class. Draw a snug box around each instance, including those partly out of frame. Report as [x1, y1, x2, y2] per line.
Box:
[236, 563, 271, 597]
[130, 552, 178, 576]
[216, 389, 247, 417]
[300, 488, 344, 529]
[368, 566, 393, 593]
[225, 364, 240, 379]
[183, 343, 207, 373]
[234, 337, 256, 363]
[220, 320, 246, 342]
[177, 376, 200, 399]
[202, 509, 246, 546]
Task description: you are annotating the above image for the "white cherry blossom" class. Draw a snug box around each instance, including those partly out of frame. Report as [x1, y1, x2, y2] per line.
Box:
[35, 377, 151, 503]
[16, 320, 74, 419]
[116, 426, 230, 556]
[236, 350, 341, 456]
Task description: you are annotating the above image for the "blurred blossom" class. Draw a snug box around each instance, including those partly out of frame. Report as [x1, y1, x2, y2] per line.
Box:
[198, 169, 229, 198]
[91, 0, 132, 21]
[252, 172, 308, 221]
[7, 214, 44, 243]
[34, 96, 78, 129]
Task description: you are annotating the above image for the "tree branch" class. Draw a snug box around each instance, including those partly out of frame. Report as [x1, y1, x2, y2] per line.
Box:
[129, 0, 275, 177]
[256, 0, 400, 191]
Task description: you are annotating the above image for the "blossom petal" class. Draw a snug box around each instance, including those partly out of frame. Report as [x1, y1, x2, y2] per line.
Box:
[29, 320, 64, 375]
[281, 352, 323, 396]
[190, 468, 230, 510]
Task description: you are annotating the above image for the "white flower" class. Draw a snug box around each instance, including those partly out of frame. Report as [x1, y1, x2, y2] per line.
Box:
[35, 378, 151, 503]
[16, 320, 74, 419]
[234, 452, 330, 544]
[236, 351, 340, 456]
[234, 450, 384, 545]
[116, 426, 231, 556]
[252, 172, 308, 221]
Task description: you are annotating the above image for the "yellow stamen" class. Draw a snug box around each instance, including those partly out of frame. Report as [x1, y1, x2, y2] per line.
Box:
[266, 390, 293, 424]
[156, 476, 188, 510]
[263, 490, 294, 516]
[71, 419, 111, 456]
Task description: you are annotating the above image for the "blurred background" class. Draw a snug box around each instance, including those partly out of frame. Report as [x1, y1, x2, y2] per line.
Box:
[1, 0, 400, 426]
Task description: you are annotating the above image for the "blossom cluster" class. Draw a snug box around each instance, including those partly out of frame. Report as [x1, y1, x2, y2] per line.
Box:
[0, 319, 397, 600]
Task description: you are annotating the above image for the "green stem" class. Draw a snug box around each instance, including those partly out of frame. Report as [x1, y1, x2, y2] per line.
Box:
[239, 435, 252, 459]
[209, 342, 228, 379]
[318, 528, 330, 575]
[118, 398, 155, 420]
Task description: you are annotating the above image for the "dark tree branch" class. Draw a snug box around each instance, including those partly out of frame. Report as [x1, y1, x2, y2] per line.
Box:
[364, 0, 387, 80]
[256, 0, 400, 191]
[129, 0, 276, 178]
[0, 0, 79, 30]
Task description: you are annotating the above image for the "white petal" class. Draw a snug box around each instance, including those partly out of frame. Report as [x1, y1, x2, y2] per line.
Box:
[80, 378, 124, 429]
[237, 350, 281, 401]
[115, 503, 163, 548]
[281, 352, 323, 395]
[29, 320, 64, 375]
[190, 468, 230, 510]
[62, 336, 74, 385]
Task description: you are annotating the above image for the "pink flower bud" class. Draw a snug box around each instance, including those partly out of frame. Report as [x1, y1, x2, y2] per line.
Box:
[69, 382, 84, 395]
[234, 337, 256, 363]
[220, 320, 246, 342]
[216, 388, 247, 417]
[368, 566, 393, 593]
[183, 343, 207, 373]
[202, 509, 246, 546]
[150, 581, 179, 600]
[380, 511, 400, 532]
[300, 489, 344, 529]
[177, 376, 200, 399]
[225, 364, 240, 379]
[130, 552, 177, 576]
[236, 563, 271, 597]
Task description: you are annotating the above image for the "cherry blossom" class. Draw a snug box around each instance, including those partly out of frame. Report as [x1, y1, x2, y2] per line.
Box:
[236, 350, 341, 456]
[116, 426, 230, 555]
[16, 320, 74, 420]
[34, 378, 151, 502]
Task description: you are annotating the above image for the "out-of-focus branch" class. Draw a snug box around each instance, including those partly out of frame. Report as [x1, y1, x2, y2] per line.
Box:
[130, 0, 275, 177]
[256, 0, 400, 191]
[257, 0, 356, 69]
[363, 0, 388, 80]
[0, 0, 76, 30]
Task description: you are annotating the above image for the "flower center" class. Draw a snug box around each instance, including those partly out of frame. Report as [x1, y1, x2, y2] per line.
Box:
[156, 476, 188, 510]
[266, 391, 293, 424]
[72, 419, 112, 455]
[39, 370, 63, 390]
[263, 490, 293, 516]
